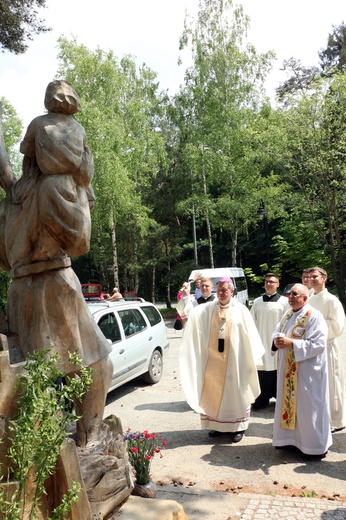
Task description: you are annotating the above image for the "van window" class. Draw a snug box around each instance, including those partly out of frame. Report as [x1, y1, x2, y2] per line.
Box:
[234, 276, 247, 291]
[187, 268, 249, 306]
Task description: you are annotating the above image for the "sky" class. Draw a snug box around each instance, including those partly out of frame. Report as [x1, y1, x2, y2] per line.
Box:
[0, 0, 345, 133]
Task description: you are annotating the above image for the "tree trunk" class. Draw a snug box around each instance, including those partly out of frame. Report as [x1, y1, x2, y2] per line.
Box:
[151, 266, 156, 304]
[110, 212, 119, 289]
[201, 151, 214, 268]
[164, 239, 171, 308]
[97, 228, 107, 288]
[230, 231, 238, 267]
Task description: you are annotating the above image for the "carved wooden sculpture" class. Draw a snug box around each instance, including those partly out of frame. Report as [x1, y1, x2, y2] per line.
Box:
[0, 82, 135, 519]
[0, 80, 113, 448]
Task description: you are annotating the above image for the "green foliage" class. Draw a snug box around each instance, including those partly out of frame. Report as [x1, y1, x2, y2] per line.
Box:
[56, 38, 169, 292]
[319, 22, 346, 73]
[175, 0, 277, 267]
[0, 0, 50, 54]
[299, 489, 317, 498]
[0, 349, 92, 520]
[0, 98, 23, 177]
[244, 265, 269, 285]
[275, 72, 346, 304]
[4, 6, 343, 303]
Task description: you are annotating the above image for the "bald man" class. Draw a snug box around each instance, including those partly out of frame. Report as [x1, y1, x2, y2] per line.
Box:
[272, 284, 331, 458]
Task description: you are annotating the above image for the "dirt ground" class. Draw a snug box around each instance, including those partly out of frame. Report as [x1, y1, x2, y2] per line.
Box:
[104, 320, 346, 518]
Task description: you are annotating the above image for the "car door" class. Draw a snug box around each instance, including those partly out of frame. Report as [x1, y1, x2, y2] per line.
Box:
[97, 311, 130, 386]
[115, 308, 149, 382]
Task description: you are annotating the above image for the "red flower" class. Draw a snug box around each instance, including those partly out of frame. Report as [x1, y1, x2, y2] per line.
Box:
[131, 447, 138, 453]
[282, 412, 288, 421]
[145, 455, 151, 461]
[285, 373, 290, 379]
[291, 364, 296, 372]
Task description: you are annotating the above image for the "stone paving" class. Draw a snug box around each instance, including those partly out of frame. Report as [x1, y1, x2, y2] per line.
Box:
[240, 495, 346, 519]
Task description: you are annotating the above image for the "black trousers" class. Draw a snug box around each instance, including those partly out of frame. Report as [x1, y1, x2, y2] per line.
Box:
[252, 370, 277, 409]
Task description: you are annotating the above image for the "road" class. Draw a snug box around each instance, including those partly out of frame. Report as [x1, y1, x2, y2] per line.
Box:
[105, 318, 346, 519]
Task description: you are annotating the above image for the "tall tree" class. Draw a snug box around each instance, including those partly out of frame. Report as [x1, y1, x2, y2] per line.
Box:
[175, 0, 275, 268]
[0, 0, 50, 53]
[0, 98, 22, 309]
[276, 72, 346, 308]
[0, 97, 23, 175]
[276, 58, 320, 101]
[57, 38, 168, 295]
[319, 22, 346, 73]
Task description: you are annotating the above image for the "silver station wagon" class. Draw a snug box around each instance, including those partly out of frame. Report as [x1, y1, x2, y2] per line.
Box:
[87, 300, 169, 392]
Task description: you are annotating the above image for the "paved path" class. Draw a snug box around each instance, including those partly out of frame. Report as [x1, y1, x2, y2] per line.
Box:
[240, 494, 346, 519]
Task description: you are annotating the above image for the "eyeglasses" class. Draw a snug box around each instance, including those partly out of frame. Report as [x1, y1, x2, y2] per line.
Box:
[288, 291, 304, 297]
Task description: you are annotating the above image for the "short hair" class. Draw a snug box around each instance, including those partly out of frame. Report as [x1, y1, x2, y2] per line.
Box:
[265, 272, 279, 281]
[309, 267, 327, 278]
[200, 277, 213, 285]
[302, 267, 313, 274]
[217, 277, 234, 290]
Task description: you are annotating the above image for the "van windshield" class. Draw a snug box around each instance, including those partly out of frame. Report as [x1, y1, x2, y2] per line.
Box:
[190, 276, 247, 295]
[190, 277, 233, 294]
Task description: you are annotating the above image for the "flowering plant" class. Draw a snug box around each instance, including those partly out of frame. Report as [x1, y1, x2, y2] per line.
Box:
[123, 429, 167, 485]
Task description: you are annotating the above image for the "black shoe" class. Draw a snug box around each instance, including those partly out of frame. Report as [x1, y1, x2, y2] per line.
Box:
[302, 451, 328, 460]
[208, 430, 222, 437]
[252, 401, 269, 411]
[331, 427, 345, 433]
[231, 432, 244, 443]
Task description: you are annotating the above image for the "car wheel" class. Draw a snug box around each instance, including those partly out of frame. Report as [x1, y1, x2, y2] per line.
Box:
[143, 349, 162, 384]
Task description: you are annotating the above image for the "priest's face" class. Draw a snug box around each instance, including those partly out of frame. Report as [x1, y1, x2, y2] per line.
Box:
[288, 284, 308, 311]
[217, 282, 234, 305]
[201, 279, 213, 298]
[302, 272, 312, 289]
[309, 270, 326, 294]
[264, 276, 279, 295]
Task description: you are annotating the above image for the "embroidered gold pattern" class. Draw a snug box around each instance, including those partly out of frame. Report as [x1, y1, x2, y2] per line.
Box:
[280, 310, 311, 430]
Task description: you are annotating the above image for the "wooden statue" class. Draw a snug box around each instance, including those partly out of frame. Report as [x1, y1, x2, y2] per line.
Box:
[0, 80, 113, 447]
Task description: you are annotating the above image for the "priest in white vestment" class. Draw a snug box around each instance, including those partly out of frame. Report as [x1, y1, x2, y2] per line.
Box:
[309, 267, 346, 432]
[251, 272, 289, 409]
[272, 284, 332, 457]
[179, 277, 265, 443]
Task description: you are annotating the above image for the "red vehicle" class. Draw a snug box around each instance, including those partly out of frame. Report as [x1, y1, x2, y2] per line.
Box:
[81, 283, 104, 301]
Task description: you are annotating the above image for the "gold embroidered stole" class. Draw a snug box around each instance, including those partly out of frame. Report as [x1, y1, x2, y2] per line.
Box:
[199, 305, 231, 419]
[280, 309, 312, 430]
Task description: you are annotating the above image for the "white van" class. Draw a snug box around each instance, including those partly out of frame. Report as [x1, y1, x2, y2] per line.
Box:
[188, 267, 249, 307]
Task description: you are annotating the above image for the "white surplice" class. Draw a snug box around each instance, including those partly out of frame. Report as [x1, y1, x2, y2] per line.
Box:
[251, 295, 289, 371]
[310, 289, 346, 429]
